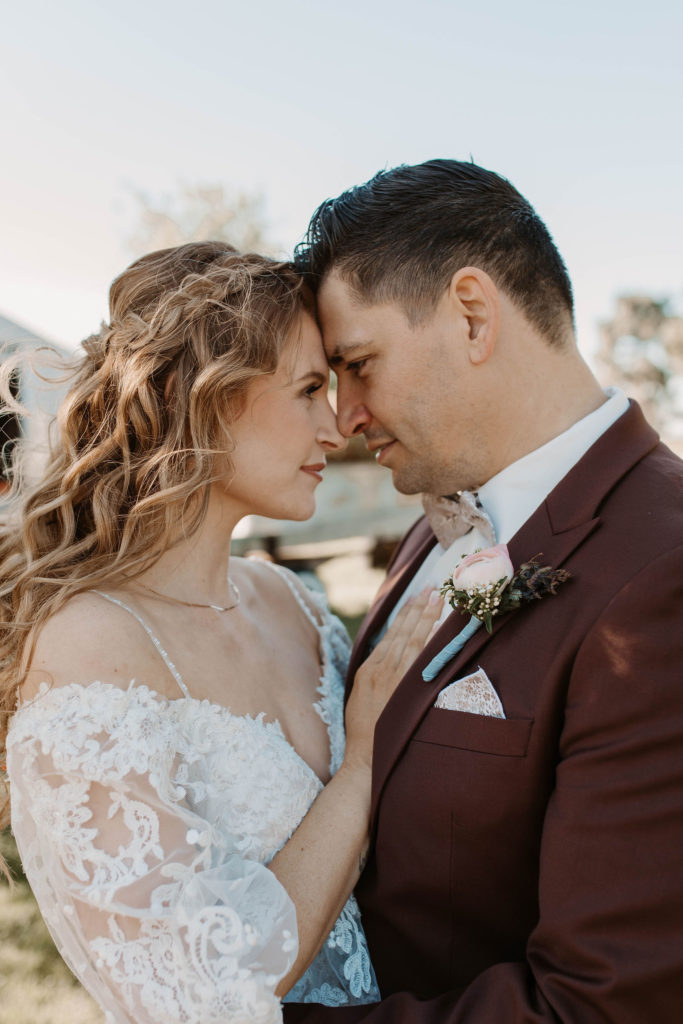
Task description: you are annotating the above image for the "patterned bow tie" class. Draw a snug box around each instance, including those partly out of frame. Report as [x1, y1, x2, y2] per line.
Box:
[421, 490, 496, 549]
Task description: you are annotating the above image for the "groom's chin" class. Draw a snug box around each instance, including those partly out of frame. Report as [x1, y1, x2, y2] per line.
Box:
[389, 469, 427, 496]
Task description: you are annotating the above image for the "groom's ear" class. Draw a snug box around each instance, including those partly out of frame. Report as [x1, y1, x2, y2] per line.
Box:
[447, 267, 499, 366]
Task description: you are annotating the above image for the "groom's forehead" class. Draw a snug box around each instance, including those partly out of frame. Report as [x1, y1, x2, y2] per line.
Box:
[318, 278, 394, 363]
[318, 270, 373, 324]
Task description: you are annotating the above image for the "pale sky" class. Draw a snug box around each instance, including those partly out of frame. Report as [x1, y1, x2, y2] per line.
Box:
[2, 0, 682, 361]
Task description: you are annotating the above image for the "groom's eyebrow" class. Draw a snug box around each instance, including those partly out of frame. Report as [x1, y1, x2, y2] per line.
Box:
[328, 342, 369, 367]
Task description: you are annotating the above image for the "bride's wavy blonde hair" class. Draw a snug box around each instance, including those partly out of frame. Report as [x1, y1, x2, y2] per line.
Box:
[0, 241, 311, 828]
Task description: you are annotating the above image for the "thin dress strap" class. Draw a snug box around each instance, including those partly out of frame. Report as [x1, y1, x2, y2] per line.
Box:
[261, 562, 322, 630]
[92, 591, 191, 699]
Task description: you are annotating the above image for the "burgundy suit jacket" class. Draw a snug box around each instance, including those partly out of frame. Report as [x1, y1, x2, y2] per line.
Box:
[285, 402, 683, 1022]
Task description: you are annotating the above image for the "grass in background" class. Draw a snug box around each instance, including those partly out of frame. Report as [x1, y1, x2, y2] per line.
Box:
[0, 830, 103, 1023]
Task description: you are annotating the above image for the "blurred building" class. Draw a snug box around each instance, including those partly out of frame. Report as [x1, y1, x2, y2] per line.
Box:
[0, 314, 69, 490]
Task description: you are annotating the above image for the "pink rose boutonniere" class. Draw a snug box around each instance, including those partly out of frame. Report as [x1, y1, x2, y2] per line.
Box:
[446, 544, 515, 632]
[442, 543, 572, 633]
[423, 544, 571, 681]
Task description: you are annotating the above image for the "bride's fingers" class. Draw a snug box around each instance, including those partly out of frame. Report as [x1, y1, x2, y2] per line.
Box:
[366, 592, 421, 664]
[380, 590, 443, 671]
[393, 592, 444, 674]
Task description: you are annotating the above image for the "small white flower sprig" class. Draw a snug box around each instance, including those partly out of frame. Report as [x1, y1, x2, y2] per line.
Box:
[423, 544, 571, 682]
[440, 543, 572, 634]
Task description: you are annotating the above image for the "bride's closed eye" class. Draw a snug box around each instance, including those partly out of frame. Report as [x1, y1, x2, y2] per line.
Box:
[303, 382, 324, 399]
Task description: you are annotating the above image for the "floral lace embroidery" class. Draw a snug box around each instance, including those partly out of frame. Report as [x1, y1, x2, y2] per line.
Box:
[7, 581, 378, 1024]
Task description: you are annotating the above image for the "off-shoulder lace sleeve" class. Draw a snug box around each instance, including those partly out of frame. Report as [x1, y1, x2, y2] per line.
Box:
[7, 682, 298, 1024]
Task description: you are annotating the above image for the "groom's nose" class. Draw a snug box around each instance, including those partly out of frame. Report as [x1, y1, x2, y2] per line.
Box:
[335, 383, 371, 439]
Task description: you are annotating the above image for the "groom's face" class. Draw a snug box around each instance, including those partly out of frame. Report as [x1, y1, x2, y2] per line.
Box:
[318, 272, 489, 495]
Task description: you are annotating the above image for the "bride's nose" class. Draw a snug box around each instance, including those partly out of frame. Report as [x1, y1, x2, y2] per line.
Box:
[318, 399, 347, 453]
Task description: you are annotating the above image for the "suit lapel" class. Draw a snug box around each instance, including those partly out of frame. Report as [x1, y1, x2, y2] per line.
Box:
[367, 401, 660, 824]
[368, 505, 600, 821]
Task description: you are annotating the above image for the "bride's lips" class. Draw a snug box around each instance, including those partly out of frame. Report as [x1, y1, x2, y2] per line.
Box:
[300, 463, 326, 481]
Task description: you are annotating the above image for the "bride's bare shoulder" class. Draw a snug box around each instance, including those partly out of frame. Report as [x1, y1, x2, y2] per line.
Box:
[231, 554, 279, 596]
[235, 556, 325, 638]
[24, 592, 160, 698]
[237, 555, 311, 607]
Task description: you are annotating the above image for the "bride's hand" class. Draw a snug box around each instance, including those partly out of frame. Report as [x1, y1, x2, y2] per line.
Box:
[272, 589, 443, 994]
[343, 590, 444, 773]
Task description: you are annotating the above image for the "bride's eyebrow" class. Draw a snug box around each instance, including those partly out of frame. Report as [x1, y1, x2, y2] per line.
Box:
[292, 370, 328, 385]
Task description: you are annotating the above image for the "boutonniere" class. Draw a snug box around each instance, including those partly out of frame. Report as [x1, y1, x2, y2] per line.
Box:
[441, 543, 571, 633]
[422, 544, 571, 681]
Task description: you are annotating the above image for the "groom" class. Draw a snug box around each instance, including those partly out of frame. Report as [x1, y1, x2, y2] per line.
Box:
[286, 160, 683, 1021]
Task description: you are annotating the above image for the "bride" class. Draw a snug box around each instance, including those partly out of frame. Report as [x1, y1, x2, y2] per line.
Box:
[0, 242, 441, 1024]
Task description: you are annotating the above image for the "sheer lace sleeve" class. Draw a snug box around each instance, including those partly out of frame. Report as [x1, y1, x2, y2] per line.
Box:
[7, 682, 298, 1024]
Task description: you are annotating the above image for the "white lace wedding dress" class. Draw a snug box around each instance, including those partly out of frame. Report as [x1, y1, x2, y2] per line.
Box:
[7, 566, 378, 1024]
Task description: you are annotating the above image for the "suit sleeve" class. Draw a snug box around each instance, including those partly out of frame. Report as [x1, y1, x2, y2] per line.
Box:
[284, 546, 683, 1023]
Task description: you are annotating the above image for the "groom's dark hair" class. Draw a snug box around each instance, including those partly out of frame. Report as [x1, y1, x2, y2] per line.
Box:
[294, 159, 574, 347]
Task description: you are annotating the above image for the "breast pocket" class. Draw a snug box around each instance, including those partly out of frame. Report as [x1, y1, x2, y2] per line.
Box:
[412, 707, 534, 757]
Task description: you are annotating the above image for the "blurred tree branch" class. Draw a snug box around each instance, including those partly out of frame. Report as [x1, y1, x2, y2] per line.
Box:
[127, 183, 277, 257]
[597, 293, 683, 451]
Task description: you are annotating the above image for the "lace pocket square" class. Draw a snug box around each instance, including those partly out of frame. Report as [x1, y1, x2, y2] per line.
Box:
[433, 667, 505, 719]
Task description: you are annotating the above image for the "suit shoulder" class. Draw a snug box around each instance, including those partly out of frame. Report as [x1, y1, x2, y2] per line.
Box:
[648, 440, 683, 488]
[604, 442, 683, 541]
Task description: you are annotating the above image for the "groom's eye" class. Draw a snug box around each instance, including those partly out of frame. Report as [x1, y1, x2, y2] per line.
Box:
[346, 358, 367, 374]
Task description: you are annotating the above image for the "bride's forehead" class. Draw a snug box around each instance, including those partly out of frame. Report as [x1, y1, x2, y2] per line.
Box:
[278, 317, 328, 376]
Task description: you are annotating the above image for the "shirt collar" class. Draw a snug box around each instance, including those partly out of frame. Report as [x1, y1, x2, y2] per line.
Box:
[477, 387, 630, 545]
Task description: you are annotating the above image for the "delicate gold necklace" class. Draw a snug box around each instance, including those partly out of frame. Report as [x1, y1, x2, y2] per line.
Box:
[137, 577, 241, 612]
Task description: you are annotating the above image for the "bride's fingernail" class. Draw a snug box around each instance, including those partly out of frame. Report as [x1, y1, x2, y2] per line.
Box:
[428, 590, 442, 606]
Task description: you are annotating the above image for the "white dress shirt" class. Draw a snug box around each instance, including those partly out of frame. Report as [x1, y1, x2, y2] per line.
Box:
[386, 387, 630, 629]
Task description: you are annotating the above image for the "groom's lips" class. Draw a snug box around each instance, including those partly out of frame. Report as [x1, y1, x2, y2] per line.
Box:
[370, 440, 396, 465]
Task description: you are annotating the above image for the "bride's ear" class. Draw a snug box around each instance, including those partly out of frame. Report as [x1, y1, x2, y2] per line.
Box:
[447, 267, 500, 366]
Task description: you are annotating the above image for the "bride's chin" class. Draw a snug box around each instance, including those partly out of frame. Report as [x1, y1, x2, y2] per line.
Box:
[257, 495, 317, 524]
[286, 499, 317, 523]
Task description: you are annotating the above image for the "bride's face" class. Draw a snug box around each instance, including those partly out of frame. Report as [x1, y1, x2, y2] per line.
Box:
[218, 313, 345, 522]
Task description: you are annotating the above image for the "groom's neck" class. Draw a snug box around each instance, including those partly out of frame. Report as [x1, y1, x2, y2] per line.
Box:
[473, 330, 607, 484]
